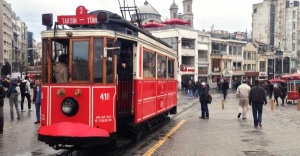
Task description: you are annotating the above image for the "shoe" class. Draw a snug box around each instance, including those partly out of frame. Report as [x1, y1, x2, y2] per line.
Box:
[34, 121, 40, 124]
[199, 117, 205, 119]
[206, 117, 209, 119]
[258, 123, 262, 127]
[254, 125, 258, 128]
[21, 110, 26, 112]
[276, 104, 279, 106]
[242, 118, 247, 120]
[237, 113, 241, 118]
[281, 104, 284, 106]
[29, 109, 33, 111]
[17, 117, 21, 120]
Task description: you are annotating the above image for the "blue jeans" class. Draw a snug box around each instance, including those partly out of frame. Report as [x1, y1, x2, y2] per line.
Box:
[187, 89, 193, 98]
[252, 103, 263, 126]
[201, 103, 209, 118]
[222, 90, 227, 99]
[35, 102, 41, 121]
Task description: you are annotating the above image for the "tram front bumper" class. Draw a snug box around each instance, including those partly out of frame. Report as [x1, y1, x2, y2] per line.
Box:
[38, 122, 110, 146]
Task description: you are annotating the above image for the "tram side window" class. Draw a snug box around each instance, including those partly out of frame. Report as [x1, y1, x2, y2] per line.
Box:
[94, 38, 103, 83]
[143, 50, 156, 78]
[168, 58, 175, 78]
[157, 55, 167, 78]
[72, 41, 89, 81]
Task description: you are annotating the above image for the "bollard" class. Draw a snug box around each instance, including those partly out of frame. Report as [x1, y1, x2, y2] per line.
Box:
[298, 99, 300, 111]
[271, 98, 274, 110]
[222, 99, 224, 110]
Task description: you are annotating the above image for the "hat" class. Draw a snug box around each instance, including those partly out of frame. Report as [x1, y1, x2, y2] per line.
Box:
[242, 80, 246, 83]
[6, 75, 10, 79]
[201, 82, 206, 85]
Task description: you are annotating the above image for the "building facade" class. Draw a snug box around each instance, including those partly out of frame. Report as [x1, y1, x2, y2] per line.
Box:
[252, 0, 298, 76]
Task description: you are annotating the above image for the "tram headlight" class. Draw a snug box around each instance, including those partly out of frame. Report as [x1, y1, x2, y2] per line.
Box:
[61, 98, 79, 117]
[97, 11, 109, 23]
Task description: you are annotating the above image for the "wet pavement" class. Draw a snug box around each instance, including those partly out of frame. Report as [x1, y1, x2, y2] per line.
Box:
[0, 90, 199, 156]
[128, 90, 300, 156]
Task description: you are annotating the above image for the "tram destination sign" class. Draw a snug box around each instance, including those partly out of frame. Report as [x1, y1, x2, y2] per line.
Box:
[57, 5, 97, 25]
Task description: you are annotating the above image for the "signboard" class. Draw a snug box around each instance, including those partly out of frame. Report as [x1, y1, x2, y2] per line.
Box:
[57, 6, 97, 25]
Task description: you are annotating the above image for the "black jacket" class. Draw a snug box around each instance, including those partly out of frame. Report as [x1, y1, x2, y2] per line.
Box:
[199, 87, 209, 104]
[249, 85, 267, 104]
[0, 86, 6, 107]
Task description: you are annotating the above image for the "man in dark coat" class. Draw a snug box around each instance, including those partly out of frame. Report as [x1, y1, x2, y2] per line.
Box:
[249, 80, 267, 128]
[199, 82, 209, 119]
[222, 79, 229, 100]
[0, 85, 6, 135]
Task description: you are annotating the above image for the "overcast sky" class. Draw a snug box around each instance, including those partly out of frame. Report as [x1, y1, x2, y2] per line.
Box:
[8, 0, 263, 42]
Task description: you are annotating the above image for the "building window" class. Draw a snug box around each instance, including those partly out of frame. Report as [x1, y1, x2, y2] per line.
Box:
[259, 61, 266, 72]
[243, 52, 246, 59]
[293, 43, 295, 51]
[229, 46, 233, 55]
[247, 53, 251, 60]
[212, 59, 220, 72]
[187, 5, 190, 12]
[233, 62, 242, 71]
[254, 8, 257, 13]
[252, 53, 256, 60]
[252, 64, 256, 71]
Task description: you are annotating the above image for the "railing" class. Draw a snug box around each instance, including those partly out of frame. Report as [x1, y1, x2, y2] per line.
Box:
[211, 50, 222, 55]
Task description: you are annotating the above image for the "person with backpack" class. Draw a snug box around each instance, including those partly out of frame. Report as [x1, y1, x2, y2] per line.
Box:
[20, 76, 32, 112]
[7, 78, 21, 121]
[0, 84, 6, 135]
[199, 82, 210, 119]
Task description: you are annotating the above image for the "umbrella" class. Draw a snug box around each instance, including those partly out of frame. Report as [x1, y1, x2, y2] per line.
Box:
[162, 18, 191, 25]
[142, 22, 166, 28]
[269, 79, 285, 83]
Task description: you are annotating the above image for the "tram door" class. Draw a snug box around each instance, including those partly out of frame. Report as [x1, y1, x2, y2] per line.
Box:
[116, 41, 134, 121]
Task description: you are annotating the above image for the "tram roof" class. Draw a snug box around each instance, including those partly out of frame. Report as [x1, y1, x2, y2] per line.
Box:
[42, 10, 172, 49]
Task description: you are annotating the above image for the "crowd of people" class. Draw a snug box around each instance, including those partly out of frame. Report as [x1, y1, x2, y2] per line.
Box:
[0, 75, 42, 135]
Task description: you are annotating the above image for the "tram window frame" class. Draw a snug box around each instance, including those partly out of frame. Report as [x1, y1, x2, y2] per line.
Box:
[167, 57, 175, 79]
[70, 39, 90, 83]
[42, 39, 49, 83]
[143, 48, 156, 78]
[106, 38, 116, 84]
[157, 54, 167, 79]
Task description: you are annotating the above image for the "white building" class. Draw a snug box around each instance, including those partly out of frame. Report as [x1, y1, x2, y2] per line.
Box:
[252, 0, 298, 75]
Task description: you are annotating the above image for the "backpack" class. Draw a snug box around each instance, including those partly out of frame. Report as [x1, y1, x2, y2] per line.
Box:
[207, 94, 212, 104]
[19, 81, 27, 94]
[6, 86, 18, 98]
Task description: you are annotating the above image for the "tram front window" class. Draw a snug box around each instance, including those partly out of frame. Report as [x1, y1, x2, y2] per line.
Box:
[72, 41, 89, 81]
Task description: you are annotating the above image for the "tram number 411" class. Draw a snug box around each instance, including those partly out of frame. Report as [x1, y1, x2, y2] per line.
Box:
[100, 93, 110, 101]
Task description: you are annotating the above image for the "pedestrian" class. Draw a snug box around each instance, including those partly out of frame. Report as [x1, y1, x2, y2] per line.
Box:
[236, 80, 251, 119]
[222, 79, 229, 100]
[268, 81, 274, 99]
[7, 78, 21, 121]
[249, 80, 267, 128]
[279, 84, 287, 106]
[199, 82, 209, 119]
[187, 80, 194, 98]
[32, 80, 41, 124]
[273, 85, 281, 106]
[20, 76, 32, 112]
[0, 84, 6, 135]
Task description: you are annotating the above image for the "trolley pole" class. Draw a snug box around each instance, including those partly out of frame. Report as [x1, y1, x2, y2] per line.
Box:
[271, 98, 274, 110]
[222, 99, 224, 109]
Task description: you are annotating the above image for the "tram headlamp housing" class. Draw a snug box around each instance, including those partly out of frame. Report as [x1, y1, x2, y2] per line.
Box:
[97, 11, 109, 23]
[42, 13, 53, 26]
[61, 98, 79, 117]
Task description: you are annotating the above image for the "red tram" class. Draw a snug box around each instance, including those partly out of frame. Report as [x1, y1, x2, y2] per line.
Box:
[38, 6, 178, 149]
